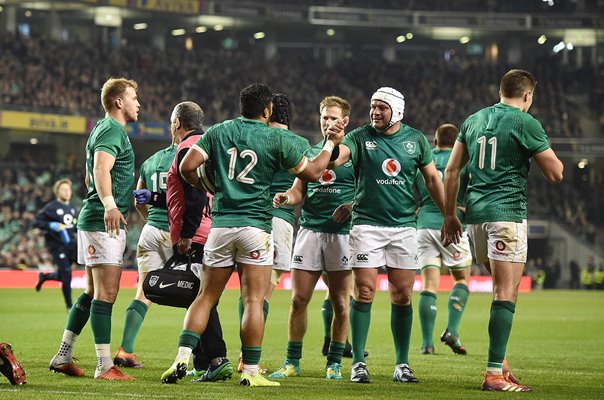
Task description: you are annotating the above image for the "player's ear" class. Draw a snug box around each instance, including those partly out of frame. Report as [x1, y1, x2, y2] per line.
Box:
[263, 106, 271, 120]
[115, 97, 123, 110]
[523, 90, 531, 102]
[342, 116, 350, 127]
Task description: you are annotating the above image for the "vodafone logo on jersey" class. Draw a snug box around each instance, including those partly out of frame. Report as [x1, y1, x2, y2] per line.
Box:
[319, 170, 336, 186]
[381, 158, 401, 177]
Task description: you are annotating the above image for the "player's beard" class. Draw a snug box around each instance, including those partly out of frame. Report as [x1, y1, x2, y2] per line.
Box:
[125, 108, 139, 123]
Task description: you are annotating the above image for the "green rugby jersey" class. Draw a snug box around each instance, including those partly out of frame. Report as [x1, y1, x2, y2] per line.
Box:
[415, 148, 468, 229]
[78, 118, 135, 231]
[299, 141, 356, 234]
[195, 117, 304, 232]
[269, 128, 310, 225]
[139, 144, 177, 231]
[458, 102, 550, 223]
[342, 123, 432, 228]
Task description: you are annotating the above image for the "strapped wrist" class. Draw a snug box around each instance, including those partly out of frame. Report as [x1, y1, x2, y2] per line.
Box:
[101, 196, 117, 211]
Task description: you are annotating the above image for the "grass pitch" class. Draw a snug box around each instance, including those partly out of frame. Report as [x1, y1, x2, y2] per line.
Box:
[0, 288, 603, 399]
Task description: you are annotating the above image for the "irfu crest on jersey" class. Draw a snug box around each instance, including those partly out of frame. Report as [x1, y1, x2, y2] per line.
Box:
[403, 141, 416, 154]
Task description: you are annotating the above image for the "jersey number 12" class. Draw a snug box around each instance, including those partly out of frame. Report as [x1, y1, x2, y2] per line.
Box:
[227, 147, 258, 184]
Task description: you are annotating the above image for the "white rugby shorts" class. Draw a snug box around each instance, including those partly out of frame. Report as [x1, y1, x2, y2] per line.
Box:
[77, 230, 127, 267]
[290, 228, 351, 272]
[467, 220, 527, 264]
[272, 217, 294, 272]
[417, 228, 472, 270]
[136, 224, 173, 274]
[349, 225, 417, 270]
[203, 227, 273, 267]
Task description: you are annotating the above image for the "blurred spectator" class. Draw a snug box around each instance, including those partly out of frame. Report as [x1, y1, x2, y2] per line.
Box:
[595, 264, 604, 290]
[543, 258, 561, 289]
[569, 259, 581, 289]
[581, 256, 596, 289]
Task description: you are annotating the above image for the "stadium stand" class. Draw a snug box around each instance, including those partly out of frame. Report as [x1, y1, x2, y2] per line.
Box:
[0, 34, 594, 138]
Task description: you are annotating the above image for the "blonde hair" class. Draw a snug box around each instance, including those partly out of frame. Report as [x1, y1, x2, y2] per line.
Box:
[319, 96, 351, 117]
[101, 77, 138, 112]
[53, 178, 72, 196]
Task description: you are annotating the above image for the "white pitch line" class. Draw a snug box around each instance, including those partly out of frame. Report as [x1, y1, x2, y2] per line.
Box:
[0, 388, 177, 398]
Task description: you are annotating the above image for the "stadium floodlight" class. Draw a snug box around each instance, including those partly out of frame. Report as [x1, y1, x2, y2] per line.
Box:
[566, 42, 574, 50]
[253, 32, 265, 40]
[406, 33, 413, 39]
[537, 35, 547, 44]
[133, 23, 147, 31]
[0, 6, 3, 13]
[94, 7, 121, 27]
[195, 26, 207, 33]
[553, 41, 565, 53]
[396, 35, 406, 43]
[171, 29, 186, 36]
[213, 24, 224, 31]
[326, 28, 335, 36]
[459, 36, 470, 44]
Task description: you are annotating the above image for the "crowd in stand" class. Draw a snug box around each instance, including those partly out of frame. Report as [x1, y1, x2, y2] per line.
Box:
[0, 34, 595, 139]
[527, 167, 601, 245]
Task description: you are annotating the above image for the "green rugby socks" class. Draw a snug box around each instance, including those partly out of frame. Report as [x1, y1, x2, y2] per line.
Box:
[487, 300, 515, 374]
[350, 299, 372, 364]
[447, 283, 469, 337]
[391, 303, 413, 365]
[120, 299, 148, 353]
[419, 291, 437, 349]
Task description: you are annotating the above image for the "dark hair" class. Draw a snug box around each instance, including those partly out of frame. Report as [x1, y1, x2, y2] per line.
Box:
[270, 93, 291, 128]
[435, 123, 459, 148]
[173, 101, 204, 131]
[500, 69, 537, 99]
[240, 83, 273, 119]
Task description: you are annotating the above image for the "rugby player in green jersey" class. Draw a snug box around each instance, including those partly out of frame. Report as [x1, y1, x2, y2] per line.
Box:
[443, 69, 563, 392]
[266, 93, 310, 302]
[163, 83, 345, 387]
[113, 128, 178, 369]
[329, 87, 446, 384]
[415, 124, 472, 356]
[49, 77, 138, 381]
[270, 96, 355, 381]
[236, 93, 310, 374]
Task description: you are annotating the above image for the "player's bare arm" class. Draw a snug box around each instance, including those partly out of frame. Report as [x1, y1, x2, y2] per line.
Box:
[179, 145, 207, 190]
[420, 161, 446, 215]
[94, 150, 127, 236]
[85, 164, 90, 190]
[328, 144, 352, 170]
[332, 201, 353, 224]
[442, 141, 468, 245]
[273, 177, 307, 208]
[294, 122, 345, 181]
[133, 178, 149, 221]
[533, 148, 563, 184]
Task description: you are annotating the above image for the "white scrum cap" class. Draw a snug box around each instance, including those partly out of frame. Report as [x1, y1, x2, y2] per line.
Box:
[371, 87, 405, 128]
